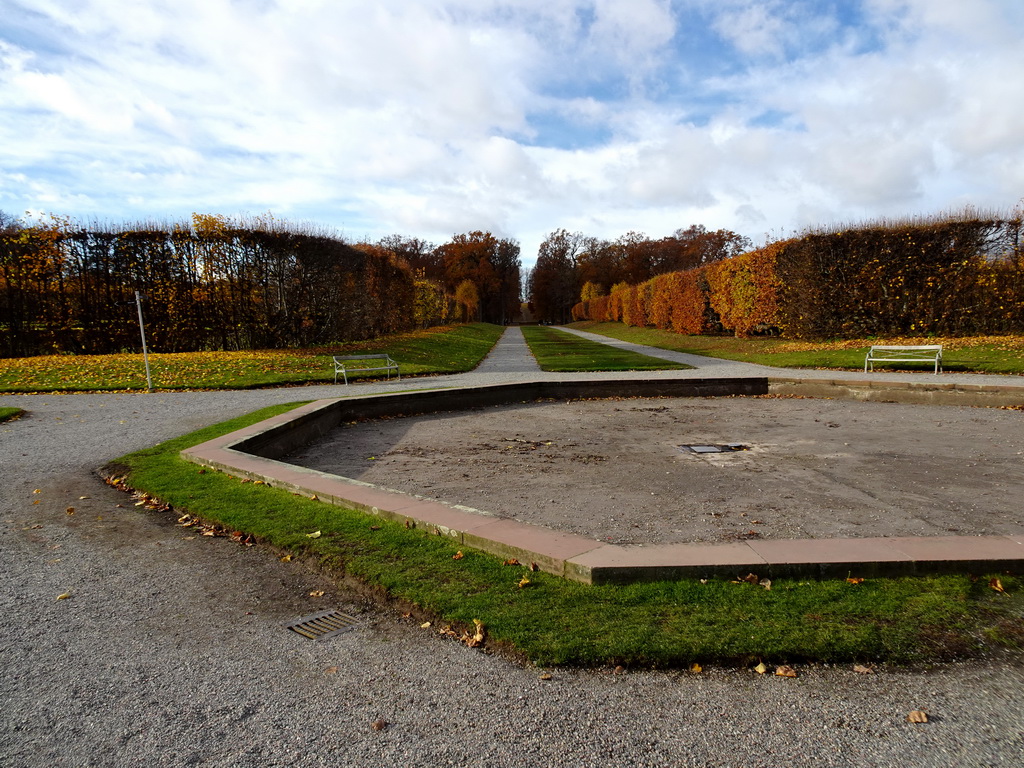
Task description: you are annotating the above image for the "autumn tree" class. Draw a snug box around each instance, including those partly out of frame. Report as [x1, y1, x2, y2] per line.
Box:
[454, 279, 479, 322]
[575, 236, 624, 295]
[436, 230, 521, 324]
[378, 234, 442, 281]
[580, 281, 604, 301]
[528, 229, 583, 324]
[653, 225, 752, 275]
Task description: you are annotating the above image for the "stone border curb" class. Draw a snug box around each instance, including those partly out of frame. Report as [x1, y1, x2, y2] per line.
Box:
[182, 378, 1024, 585]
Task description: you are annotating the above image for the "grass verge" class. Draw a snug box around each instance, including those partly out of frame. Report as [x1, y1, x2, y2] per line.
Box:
[110, 404, 1024, 667]
[0, 406, 23, 422]
[569, 322, 1024, 375]
[522, 325, 690, 372]
[0, 323, 504, 393]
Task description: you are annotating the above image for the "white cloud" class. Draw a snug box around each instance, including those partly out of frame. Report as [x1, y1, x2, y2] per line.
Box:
[2, 0, 1023, 263]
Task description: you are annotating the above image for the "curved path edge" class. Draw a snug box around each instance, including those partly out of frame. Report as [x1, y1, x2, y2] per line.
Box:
[182, 377, 1024, 585]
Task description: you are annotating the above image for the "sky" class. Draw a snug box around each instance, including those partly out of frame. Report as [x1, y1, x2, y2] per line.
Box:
[2, 0, 1023, 266]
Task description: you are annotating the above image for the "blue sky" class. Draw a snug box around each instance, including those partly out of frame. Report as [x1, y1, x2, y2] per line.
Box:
[2, 0, 1023, 266]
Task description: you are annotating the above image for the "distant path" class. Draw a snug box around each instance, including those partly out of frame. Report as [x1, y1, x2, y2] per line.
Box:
[471, 325, 542, 374]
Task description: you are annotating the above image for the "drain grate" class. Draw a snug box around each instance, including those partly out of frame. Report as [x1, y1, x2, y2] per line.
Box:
[286, 610, 360, 640]
[679, 443, 749, 454]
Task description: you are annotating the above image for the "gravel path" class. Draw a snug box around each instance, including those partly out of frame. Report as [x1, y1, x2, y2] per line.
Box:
[2, 330, 1023, 767]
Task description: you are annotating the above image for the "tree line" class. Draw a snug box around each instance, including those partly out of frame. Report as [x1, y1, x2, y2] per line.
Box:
[526, 225, 751, 324]
[0, 212, 521, 357]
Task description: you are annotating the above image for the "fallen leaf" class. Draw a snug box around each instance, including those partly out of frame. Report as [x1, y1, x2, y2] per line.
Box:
[539, 673, 553, 681]
[280, 554, 292, 563]
[853, 664, 874, 675]
[465, 618, 485, 648]
[741, 573, 759, 584]
[690, 663, 702, 673]
[420, 621, 431, 629]
[310, 494, 318, 500]
[775, 665, 798, 678]
[78, 496, 89, 500]
[699, 578, 708, 584]
[306, 530, 322, 538]
[754, 661, 767, 674]
[907, 710, 929, 724]
[32, 500, 40, 505]
[309, 590, 325, 597]
[613, 665, 625, 674]
[529, 562, 539, 572]
[33, 489, 41, 494]
[65, 507, 75, 515]
[503, 558, 521, 566]
[518, 576, 531, 588]
[989, 578, 1005, 593]
[56, 591, 72, 601]
[846, 577, 865, 585]
[759, 578, 772, 591]
[371, 719, 388, 731]
[325, 666, 338, 675]
[452, 551, 464, 560]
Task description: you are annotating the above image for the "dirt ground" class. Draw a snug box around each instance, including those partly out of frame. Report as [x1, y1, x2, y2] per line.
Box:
[288, 395, 1024, 545]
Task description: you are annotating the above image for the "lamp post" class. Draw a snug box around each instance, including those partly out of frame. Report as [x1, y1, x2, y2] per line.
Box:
[134, 291, 153, 393]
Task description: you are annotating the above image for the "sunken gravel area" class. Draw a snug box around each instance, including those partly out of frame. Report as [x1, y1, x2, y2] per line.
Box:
[1, 375, 1023, 766]
[290, 396, 1024, 546]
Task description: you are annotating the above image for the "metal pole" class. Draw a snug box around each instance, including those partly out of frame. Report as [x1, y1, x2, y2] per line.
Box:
[135, 291, 153, 393]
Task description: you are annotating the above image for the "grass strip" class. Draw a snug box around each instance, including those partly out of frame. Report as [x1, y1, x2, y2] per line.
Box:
[569, 322, 1024, 375]
[111, 405, 1023, 667]
[0, 406, 23, 422]
[522, 325, 691, 372]
[0, 323, 505, 393]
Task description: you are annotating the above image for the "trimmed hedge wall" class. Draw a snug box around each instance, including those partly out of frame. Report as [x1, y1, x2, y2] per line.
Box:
[573, 217, 1024, 339]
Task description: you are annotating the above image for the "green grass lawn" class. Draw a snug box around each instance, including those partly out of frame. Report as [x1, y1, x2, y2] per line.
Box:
[111, 404, 1024, 668]
[522, 325, 691, 372]
[0, 323, 504, 393]
[569, 322, 1024, 375]
[0, 406, 23, 422]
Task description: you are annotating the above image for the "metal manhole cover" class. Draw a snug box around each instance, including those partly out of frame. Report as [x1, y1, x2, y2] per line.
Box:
[678, 443, 749, 454]
[286, 610, 360, 639]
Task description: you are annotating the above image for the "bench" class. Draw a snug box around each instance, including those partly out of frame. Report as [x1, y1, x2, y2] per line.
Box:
[864, 345, 942, 374]
[332, 354, 400, 385]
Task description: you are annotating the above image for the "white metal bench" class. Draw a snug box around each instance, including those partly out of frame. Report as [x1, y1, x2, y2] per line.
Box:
[864, 345, 942, 374]
[332, 354, 400, 385]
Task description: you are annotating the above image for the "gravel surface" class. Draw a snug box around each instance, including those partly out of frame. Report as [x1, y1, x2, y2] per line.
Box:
[2, 330, 1023, 766]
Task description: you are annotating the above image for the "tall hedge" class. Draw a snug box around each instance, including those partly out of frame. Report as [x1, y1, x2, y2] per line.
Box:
[0, 217, 418, 356]
[573, 215, 1024, 339]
